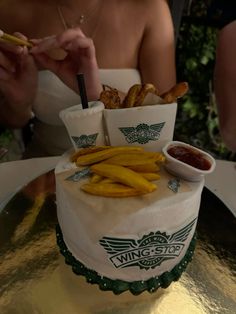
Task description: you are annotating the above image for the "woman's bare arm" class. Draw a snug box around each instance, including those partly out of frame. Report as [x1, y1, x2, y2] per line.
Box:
[214, 21, 236, 152]
[139, 0, 176, 94]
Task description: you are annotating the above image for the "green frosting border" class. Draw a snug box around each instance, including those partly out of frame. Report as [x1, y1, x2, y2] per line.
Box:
[56, 224, 196, 295]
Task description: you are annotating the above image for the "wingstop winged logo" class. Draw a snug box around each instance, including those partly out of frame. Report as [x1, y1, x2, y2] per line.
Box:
[72, 133, 98, 148]
[99, 218, 196, 270]
[119, 122, 165, 144]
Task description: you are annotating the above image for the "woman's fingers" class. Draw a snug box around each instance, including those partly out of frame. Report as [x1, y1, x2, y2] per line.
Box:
[56, 27, 86, 43]
[0, 51, 16, 73]
[33, 53, 59, 73]
[31, 36, 95, 63]
[64, 36, 96, 58]
[30, 36, 58, 53]
[0, 32, 29, 54]
[13, 32, 28, 41]
[0, 66, 12, 80]
[30, 27, 88, 54]
[0, 40, 24, 54]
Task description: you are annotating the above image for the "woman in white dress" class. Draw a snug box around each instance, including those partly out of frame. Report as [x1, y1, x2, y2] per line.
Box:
[0, 0, 176, 157]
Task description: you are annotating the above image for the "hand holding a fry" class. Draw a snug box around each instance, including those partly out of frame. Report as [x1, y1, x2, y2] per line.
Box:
[0, 33, 38, 127]
[31, 27, 102, 101]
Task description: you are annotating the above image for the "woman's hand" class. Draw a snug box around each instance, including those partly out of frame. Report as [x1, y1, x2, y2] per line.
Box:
[0, 33, 38, 127]
[31, 27, 102, 100]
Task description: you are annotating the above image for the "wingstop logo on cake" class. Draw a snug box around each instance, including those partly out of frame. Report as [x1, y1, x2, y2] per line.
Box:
[99, 218, 196, 270]
[109, 242, 184, 269]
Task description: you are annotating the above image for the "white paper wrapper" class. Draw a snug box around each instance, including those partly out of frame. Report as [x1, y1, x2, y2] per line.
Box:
[104, 102, 177, 152]
[59, 101, 106, 150]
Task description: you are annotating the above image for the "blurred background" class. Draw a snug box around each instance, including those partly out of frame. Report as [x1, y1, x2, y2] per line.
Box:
[1, 0, 235, 162]
[174, 0, 236, 162]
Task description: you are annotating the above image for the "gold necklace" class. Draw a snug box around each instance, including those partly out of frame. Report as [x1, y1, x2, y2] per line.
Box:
[57, 1, 102, 30]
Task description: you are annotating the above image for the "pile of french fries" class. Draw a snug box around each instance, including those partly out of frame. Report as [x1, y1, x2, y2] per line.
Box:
[100, 82, 189, 109]
[70, 146, 165, 197]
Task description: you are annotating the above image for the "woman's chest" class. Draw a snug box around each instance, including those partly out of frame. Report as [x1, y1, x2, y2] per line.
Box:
[92, 18, 145, 68]
[9, 2, 146, 68]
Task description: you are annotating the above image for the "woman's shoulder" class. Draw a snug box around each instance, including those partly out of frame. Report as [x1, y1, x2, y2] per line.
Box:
[116, 0, 170, 25]
[119, 0, 169, 14]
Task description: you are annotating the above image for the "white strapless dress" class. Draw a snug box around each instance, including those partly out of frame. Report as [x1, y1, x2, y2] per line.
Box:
[25, 69, 141, 157]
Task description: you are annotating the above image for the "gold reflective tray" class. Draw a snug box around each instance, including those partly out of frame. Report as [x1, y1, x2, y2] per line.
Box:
[0, 170, 236, 313]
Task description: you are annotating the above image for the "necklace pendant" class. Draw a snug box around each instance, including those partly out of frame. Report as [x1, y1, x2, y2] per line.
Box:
[79, 14, 85, 24]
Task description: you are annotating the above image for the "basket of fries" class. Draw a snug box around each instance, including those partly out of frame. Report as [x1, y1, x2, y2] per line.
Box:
[100, 82, 188, 152]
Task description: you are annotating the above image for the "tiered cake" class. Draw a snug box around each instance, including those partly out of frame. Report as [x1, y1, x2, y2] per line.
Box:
[55, 151, 204, 295]
[55, 83, 208, 295]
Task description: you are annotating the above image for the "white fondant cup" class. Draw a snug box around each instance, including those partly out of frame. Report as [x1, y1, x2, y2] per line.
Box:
[162, 141, 216, 182]
[104, 103, 177, 152]
[59, 101, 106, 150]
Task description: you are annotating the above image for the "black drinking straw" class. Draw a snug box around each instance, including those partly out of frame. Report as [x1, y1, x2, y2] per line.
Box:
[77, 73, 89, 109]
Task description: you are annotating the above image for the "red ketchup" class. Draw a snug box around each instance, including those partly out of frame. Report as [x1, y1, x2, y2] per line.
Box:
[167, 146, 211, 170]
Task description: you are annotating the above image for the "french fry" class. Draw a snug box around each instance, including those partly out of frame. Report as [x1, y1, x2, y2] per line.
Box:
[96, 175, 160, 184]
[99, 81, 188, 109]
[128, 163, 160, 173]
[0, 29, 33, 48]
[76, 146, 144, 166]
[126, 151, 165, 163]
[122, 84, 142, 108]
[161, 82, 189, 103]
[150, 152, 166, 163]
[100, 89, 121, 109]
[81, 182, 148, 197]
[90, 163, 157, 193]
[139, 173, 161, 181]
[70, 146, 110, 162]
[99, 178, 114, 184]
[103, 153, 158, 167]
[90, 174, 104, 183]
[74, 145, 165, 197]
[133, 83, 157, 107]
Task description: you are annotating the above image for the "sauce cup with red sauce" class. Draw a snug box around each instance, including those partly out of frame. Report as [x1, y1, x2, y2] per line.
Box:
[162, 141, 216, 182]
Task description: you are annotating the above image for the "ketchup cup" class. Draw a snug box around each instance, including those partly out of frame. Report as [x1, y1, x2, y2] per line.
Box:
[162, 141, 216, 182]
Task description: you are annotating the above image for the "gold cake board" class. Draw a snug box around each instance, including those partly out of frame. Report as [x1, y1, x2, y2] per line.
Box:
[0, 170, 235, 313]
